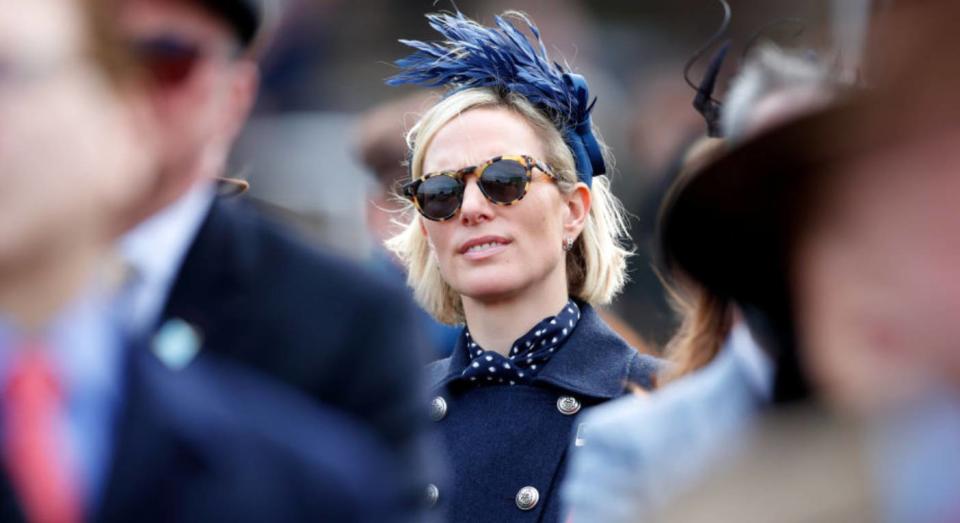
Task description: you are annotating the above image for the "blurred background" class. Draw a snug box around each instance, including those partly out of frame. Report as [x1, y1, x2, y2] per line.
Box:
[232, 0, 859, 348]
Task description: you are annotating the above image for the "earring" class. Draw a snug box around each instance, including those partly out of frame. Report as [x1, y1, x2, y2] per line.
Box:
[562, 237, 575, 252]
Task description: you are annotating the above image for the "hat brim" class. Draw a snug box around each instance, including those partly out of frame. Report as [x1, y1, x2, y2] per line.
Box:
[657, 90, 895, 306]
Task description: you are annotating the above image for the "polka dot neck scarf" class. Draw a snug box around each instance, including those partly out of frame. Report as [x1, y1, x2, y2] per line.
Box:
[460, 299, 581, 386]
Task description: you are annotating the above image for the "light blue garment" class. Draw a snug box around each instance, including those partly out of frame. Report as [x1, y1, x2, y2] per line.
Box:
[561, 323, 771, 523]
[868, 392, 960, 523]
[0, 283, 125, 512]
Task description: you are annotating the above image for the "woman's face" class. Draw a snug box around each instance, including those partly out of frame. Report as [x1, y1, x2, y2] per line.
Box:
[420, 106, 587, 304]
[792, 131, 960, 412]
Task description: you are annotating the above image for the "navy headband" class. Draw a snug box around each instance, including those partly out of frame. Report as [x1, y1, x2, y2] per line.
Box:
[387, 12, 606, 187]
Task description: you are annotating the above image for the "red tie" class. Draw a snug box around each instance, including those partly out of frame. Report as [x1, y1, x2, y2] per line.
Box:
[3, 348, 82, 523]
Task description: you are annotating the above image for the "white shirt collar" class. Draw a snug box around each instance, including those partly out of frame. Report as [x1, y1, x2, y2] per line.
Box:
[118, 184, 215, 335]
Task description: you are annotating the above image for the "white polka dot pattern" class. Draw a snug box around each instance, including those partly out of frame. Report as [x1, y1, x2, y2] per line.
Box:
[459, 300, 581, 386]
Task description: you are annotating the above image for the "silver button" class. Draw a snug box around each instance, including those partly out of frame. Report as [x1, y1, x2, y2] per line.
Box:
[515, 486, 540, 511]
[430, 396, 448, 421]
[425, 483, 439, 508]
[557, 396, 581, 415]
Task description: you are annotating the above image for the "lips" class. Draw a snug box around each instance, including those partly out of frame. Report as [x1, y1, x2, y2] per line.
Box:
[458, 235, 512, 255]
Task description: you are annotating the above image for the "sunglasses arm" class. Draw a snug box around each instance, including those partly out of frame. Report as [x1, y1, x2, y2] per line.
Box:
[531, 160, 556, 179]
[401, 180, 418, 200]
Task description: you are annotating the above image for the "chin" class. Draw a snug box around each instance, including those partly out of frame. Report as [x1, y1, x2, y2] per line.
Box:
[452, 270, 526, 303]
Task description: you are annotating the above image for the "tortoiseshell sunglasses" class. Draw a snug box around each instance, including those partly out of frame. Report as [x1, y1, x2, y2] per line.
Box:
[402, 155, 556, 221]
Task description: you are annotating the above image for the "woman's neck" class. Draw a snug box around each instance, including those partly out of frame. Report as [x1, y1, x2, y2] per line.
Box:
[462, 275, 570, 357]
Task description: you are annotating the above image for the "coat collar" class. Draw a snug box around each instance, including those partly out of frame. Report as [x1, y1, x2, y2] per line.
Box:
[161, 198, 257, 333]
[428, 302, 654, 399]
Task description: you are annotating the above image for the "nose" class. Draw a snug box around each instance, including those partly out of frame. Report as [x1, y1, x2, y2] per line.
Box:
[459, 176, 493, 226]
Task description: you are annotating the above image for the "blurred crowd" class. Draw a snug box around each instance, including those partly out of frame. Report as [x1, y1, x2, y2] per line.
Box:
[0, 0, 957, 522]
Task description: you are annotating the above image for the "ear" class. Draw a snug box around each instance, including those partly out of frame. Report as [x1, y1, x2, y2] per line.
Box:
[563, 182, 591, 239]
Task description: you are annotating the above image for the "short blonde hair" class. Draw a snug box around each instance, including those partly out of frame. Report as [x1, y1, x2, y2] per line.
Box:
[386, 87, 632, 325]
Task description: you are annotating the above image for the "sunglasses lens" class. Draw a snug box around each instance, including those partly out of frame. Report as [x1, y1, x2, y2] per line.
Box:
[479, 159, 528, 204]
[134, 38, 201, 87]
[416, 175, 464, 220]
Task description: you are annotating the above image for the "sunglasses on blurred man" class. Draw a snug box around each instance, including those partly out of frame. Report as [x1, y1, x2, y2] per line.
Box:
[131, 34, 240, 88]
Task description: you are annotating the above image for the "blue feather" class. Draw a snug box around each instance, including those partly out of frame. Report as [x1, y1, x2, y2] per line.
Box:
[388, 11, 607, 182]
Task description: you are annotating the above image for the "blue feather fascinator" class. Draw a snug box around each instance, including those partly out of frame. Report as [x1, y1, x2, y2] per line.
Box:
[387, 11, 606, 186]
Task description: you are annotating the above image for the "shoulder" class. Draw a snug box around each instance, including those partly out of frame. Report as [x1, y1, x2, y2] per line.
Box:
[189, 199, 424, 359]
[582, 349, 744, 446]
[626, 352, 662, 391]
[564, 349, 760, 519]
[426, 357, 454, 389]
[178, 198, 430, 373]
[574, 393, 662, 467]
[208, 199, 411, 306]
[562, 371, 722, 522]
[571, 353, 743, 458]
[567, 303, 663, 392]
[562, 393, 655, 523]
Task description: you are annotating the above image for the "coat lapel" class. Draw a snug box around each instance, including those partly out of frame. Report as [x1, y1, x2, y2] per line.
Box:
[534, 303, 653, 398]
[160, 199, 253, 352]
[94, 347, 208, 523]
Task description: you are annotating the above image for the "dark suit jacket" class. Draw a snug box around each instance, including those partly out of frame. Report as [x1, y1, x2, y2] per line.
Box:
[161, 198, 434, 511]
[0, 347, 405, 522]
[425, 303, 660, 522]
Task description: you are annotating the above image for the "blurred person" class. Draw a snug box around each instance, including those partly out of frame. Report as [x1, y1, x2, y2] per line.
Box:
[650, 1, 960, 520]
[355, 92, 460, 358]
[618, 38, 839, 346]
[562, 43, 844, 523]
[114, 0, 435, 514]
[386, 11, 660, 522]
[655, 42, 839, 386]
[0, 0, 406, 521]
[654, 137, 733, 384]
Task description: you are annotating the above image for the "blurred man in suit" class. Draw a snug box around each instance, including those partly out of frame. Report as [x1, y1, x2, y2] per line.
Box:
[115, 0, 435, 513]
[0, 0, 406, 521]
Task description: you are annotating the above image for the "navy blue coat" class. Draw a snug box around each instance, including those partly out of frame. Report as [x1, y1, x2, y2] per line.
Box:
[0, 346, 406, 522]
[425, 303, 660, 522]
[161, 197, 434, 513]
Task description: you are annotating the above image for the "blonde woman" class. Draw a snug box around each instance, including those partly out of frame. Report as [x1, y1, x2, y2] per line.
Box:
[386, 11, 659, 522]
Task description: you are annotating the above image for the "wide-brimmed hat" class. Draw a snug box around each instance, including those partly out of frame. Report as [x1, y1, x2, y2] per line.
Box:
[658, 1, 960, 311]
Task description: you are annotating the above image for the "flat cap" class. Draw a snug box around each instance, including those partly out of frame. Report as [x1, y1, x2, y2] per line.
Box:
[196, 0, 275, 49]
